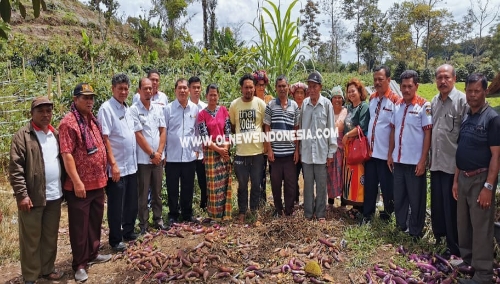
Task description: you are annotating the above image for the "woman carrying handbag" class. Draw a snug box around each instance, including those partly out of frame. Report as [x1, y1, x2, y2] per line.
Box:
[341, 78, 370, 221]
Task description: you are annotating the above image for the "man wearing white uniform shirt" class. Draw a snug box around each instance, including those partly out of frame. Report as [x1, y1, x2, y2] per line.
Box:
[130, 78, 167, 234]
[188, 76, 208, 209]
[133, 69, 169, 107]
[97, 73, 138, 252]
[9, 97, 65, 283]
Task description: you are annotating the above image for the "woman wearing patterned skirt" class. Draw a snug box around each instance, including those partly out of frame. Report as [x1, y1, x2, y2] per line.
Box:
[197, 84, 232, 221]
[327, 86, 347, 206]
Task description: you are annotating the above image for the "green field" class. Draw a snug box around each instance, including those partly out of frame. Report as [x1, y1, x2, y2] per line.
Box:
[417, 82, 500, 109]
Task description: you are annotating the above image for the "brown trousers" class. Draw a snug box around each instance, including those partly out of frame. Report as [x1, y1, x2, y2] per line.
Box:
[64, 189, 105, 271]
[137, 164, 164, 229]
[18, 198, 62, 281]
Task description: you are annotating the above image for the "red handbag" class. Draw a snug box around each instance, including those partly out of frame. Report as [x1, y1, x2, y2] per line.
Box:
[346, 126, 370, 165]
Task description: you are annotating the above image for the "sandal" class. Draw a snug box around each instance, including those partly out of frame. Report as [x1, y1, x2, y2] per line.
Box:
[42, 270, 64, 280]
[318, 218, 326, 223]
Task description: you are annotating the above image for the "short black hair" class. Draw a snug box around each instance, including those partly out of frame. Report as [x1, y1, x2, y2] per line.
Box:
[373, 65, 391, 78]
[147, 69, 160, 78]
[275, 75, 288, 86]
[465, 73, 488, 90]
[400, 70, 419, 85]
[188, 76, 201, 86]
[138, 77, 150, 89]
[175, 78, 187, 89]
[112, 73, 130, 87]
[239, 73, 256, 87]
[205, 83, 219, 95]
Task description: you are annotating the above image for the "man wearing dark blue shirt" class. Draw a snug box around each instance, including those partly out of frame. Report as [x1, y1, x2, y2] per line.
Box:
[453, 73, 500, 284]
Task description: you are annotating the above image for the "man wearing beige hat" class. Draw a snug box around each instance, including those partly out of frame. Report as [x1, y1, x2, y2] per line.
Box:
[59, 83, 111, 282]
[9, 96, 65, 283]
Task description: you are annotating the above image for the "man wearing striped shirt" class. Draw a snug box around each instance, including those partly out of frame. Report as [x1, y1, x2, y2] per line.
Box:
[264, 75, 300, 217]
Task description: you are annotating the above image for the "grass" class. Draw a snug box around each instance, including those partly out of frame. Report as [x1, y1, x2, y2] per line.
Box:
[0, 190, 20, 265]
[417, 82, 500, 108]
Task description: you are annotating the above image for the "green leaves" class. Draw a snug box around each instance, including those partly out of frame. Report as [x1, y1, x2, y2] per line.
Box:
[251, 0, 306, 80]
[0, 0, 11, 23]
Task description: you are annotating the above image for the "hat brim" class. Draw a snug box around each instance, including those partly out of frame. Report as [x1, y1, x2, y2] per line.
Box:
[32, 102, 53, 109]
[75, 91, 96, 96]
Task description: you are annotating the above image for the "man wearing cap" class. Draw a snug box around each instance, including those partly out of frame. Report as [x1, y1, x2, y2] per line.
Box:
[59, 83, 110, 282]
[9, 97, 65, 284]
[97, 73, 139, 252]
[453, 73, 500, 284]
[264, 75, 300, 217]
[299, 71, 337, 221]
[363, 65, 399, 223]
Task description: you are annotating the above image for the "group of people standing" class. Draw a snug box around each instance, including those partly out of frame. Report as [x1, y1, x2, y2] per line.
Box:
[7, 65, 500, 284]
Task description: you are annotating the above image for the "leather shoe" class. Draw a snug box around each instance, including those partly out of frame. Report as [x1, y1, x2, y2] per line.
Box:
[111, 242, 126, 252]
[42, 270, 64, 280]
[168, 218, 177, 226]
[123, 233, 138, 241]
[139, 227, 148, 235]
[184, 216, 200, 224]
[74, 268, 88, 282]
[88, 254, 111, 265]
[155, 224, 170, 230]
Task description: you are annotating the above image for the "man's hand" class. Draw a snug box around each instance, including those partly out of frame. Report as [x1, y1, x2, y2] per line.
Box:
[452, 181, 458, 200]
[415, 160, 426, 176]
[18, 196, 33, 212]
[74, 180, 86, 198]
[151, 152, 162, 165]
[293, 150, 300, 164]
[111, 163, 120, 182]
[387, 157, 394, 173]
[267, 149, 275, 162]
[477, 188, 493, 210]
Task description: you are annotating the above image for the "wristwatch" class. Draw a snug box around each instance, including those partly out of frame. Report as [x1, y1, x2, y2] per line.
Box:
[484, 182, 494, 191]
[150, 152, 155, 159]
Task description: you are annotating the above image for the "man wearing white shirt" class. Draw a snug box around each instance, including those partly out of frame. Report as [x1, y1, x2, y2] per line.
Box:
[164, 78, 200, 224]
[188, 76, 208, 209]
[97, 73, 138, 252]
[133, 69, 169, 107]
[9, 97, 65, 283]
[130, 78, 167, 234]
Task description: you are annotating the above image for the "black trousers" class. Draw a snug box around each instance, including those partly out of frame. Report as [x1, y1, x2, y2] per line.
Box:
[363, 158, 394, 220]
[431, 170, 460, 256]
[165, 161, 196, 221]
[270, 155, 297, 215]
[295, 160, 302, 202]
[393, 163, 427, 237]
[195, 159, 208, 209]
[106, 173, 138, 246]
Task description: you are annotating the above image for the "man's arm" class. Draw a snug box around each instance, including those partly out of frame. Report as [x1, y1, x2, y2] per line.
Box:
[326, 101, 337, 164]
[387, 126, 395, 172]
[264, 124, 274, 162]
[103, 135, 120, 182]
[452, 167, 460, 200]
[61, 153, 86, 198]
[416, 128, 431, 176]
[8, 132, 32, 211]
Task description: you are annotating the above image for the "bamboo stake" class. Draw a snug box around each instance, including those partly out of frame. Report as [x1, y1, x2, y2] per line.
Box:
[56, 73, 61, 98]
[22, 57, 26, 97]
[47, 75, 52, 99]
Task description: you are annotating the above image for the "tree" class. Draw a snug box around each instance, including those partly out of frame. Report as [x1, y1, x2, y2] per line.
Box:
[87, 0, 119, 40]
[465, 0, 500, 57]
[201, 0, 217, 49]
[488, 23, 500, 70]
[150, 0, 194, 58]
[300, 0, 321, 53]
[320, 0, 347, 71]
[251, 0, 305, 79]
[0, 0, 47, 39]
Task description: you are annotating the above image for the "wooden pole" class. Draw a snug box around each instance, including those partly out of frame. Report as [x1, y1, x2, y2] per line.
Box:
[56, 73, 61, 98]
[47, 75, 52, 99]
[22, 57, 26, 97]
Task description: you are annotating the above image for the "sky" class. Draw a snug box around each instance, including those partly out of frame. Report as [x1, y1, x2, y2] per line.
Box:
[107, 0, 472, 63]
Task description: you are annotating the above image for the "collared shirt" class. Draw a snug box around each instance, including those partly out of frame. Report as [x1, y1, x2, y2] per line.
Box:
[390, 95, 433, 165]
[133, 91, 169, 107]
[190, 98, 208, 160]
[33, 123, 62, 201]
[97, 97, 137, 177]
[430, 87, 467, 174]
[367, 89, 399, 160]
[299, 95, 338, 164]
[264, 97, 300, 157]
[130, 100, 166, 164]
[164, 99, 199, 162]
[456, 103, 500, 171]
[229, 97, 267, 156]
[59, 112, 108, 191]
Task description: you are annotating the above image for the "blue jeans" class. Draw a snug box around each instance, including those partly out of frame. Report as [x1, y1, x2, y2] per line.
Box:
[234, 154, 264, 214]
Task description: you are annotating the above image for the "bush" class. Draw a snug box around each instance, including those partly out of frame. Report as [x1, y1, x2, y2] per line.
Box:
[393, 61, 407, 84]
[421, 68, 433, 84]
[456, 65, 468, 82]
